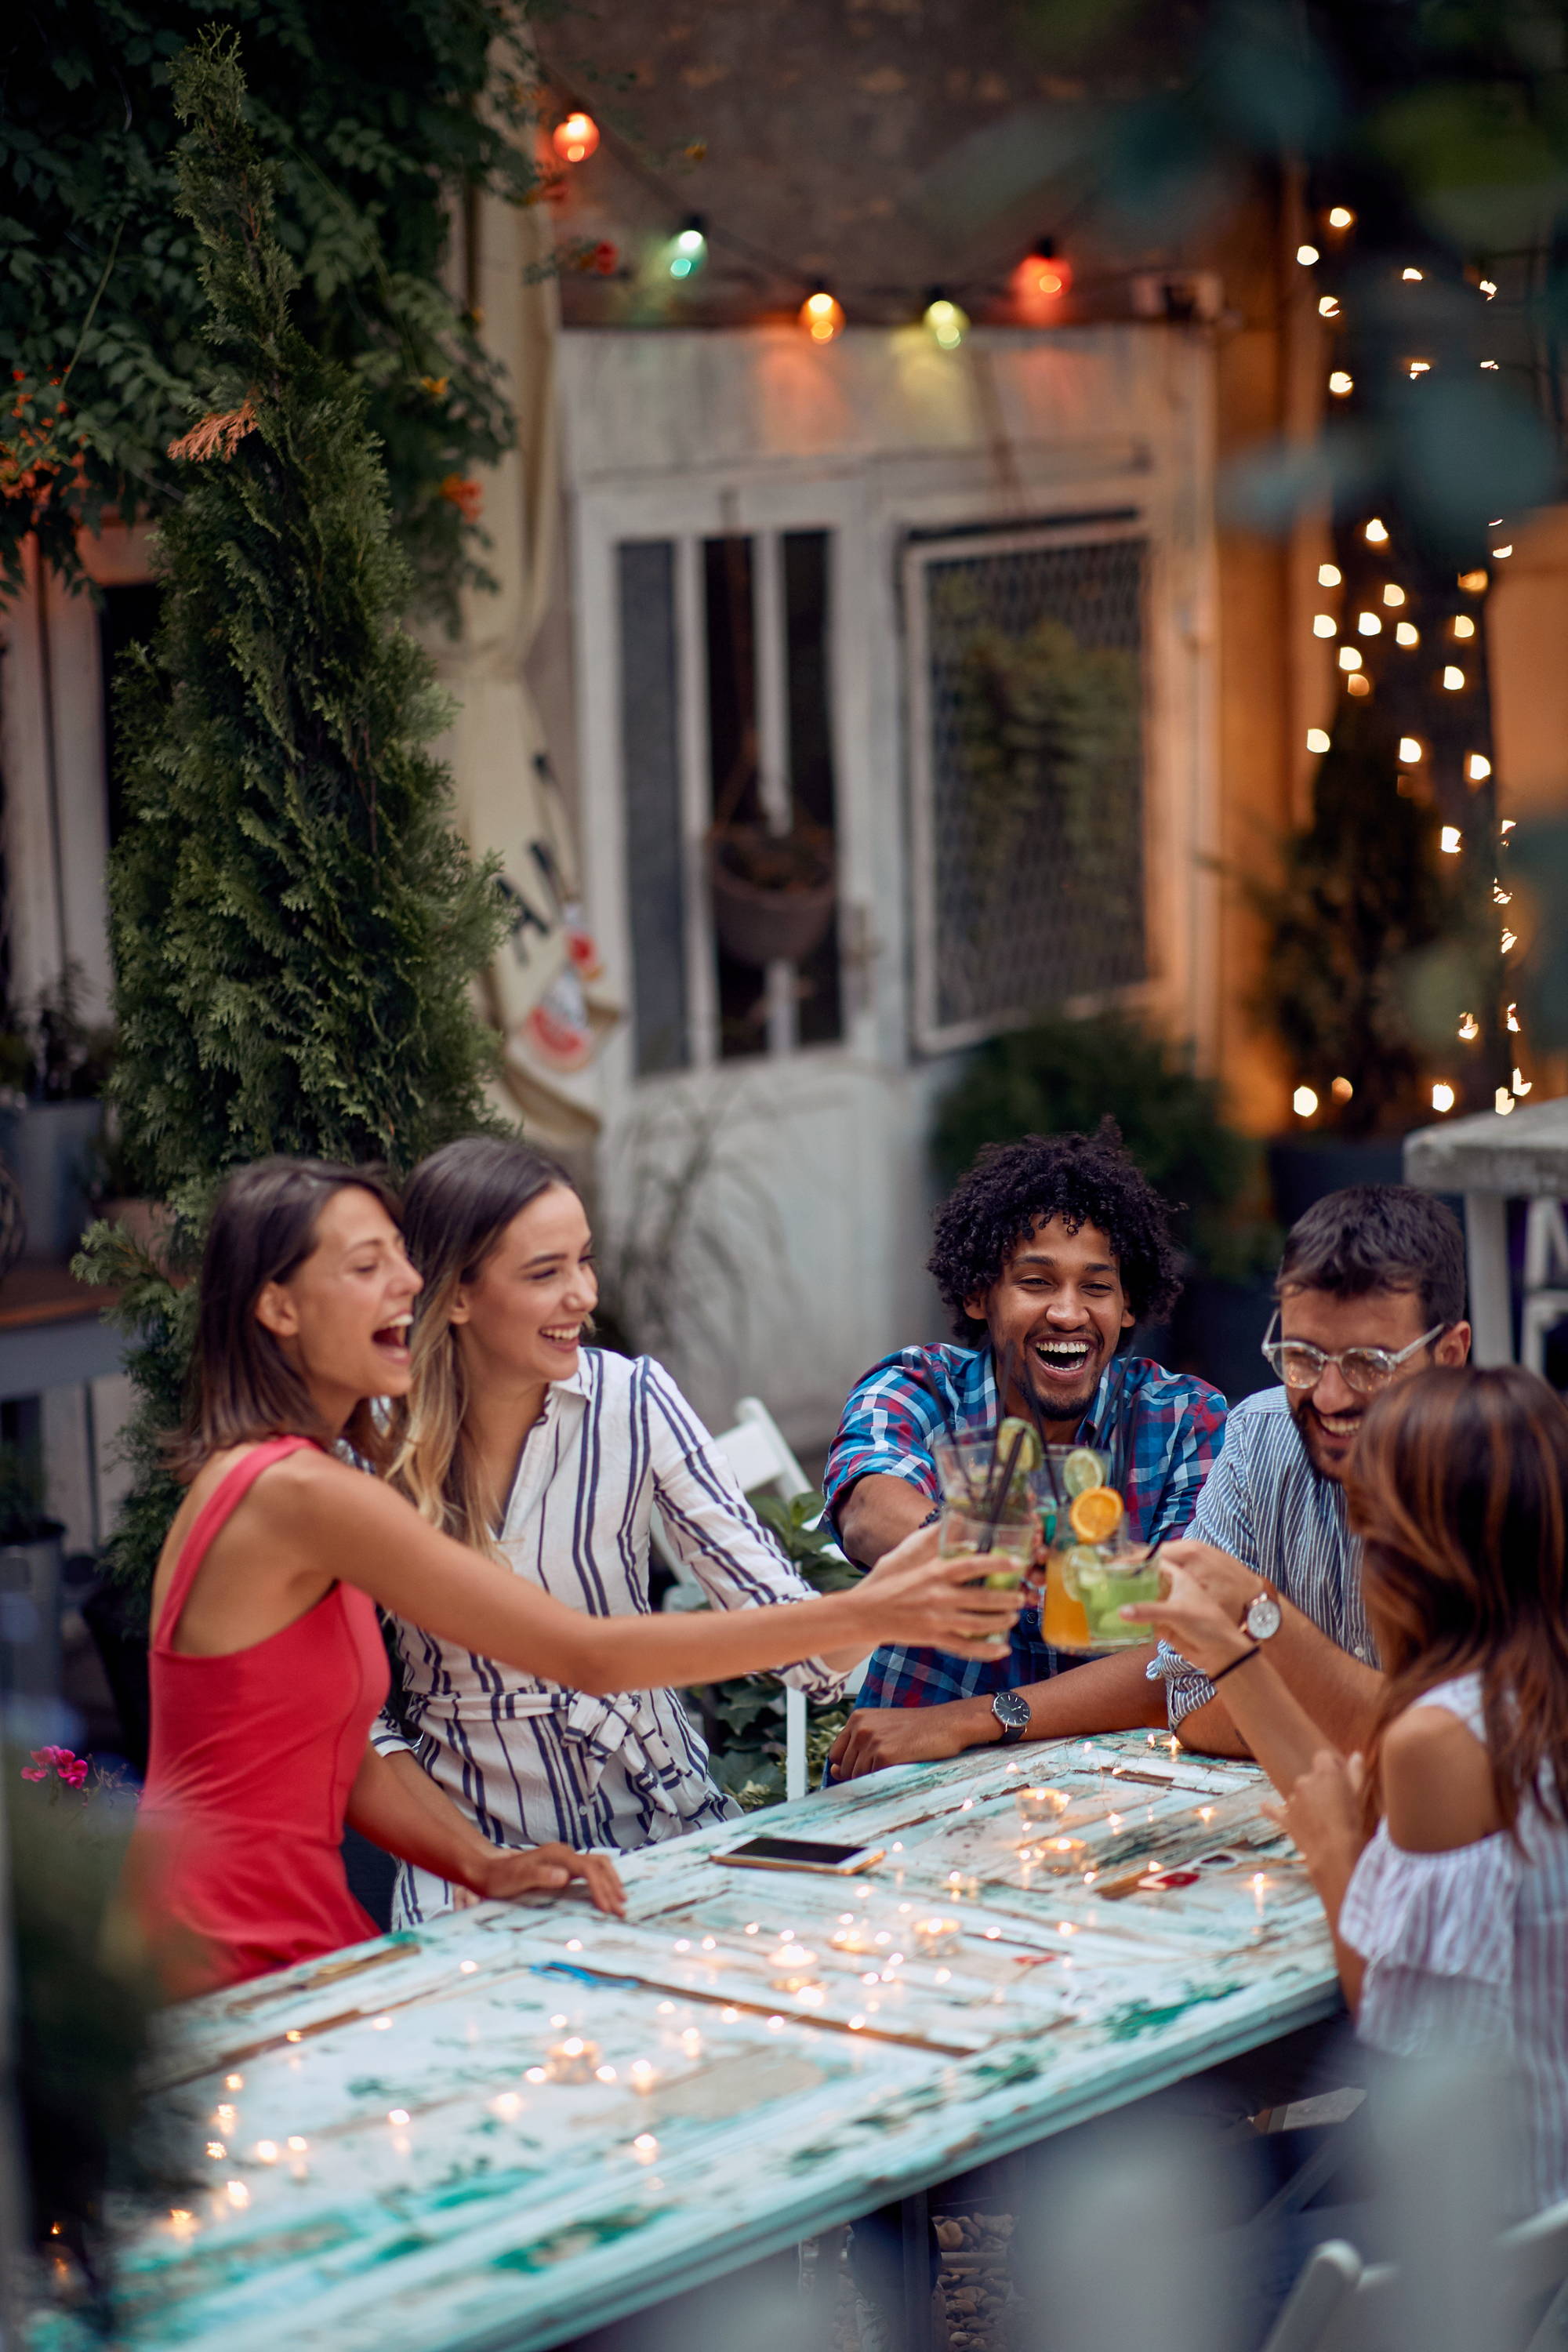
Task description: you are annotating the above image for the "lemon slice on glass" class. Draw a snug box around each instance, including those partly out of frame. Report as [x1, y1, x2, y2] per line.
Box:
[1068, 1485, 1125, 1544]
[1062, 1446, 1106, 1497]
[996, 1417, 1042, 1472]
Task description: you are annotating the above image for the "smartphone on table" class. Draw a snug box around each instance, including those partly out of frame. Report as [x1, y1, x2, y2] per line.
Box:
[714, 1834, 884, 1876]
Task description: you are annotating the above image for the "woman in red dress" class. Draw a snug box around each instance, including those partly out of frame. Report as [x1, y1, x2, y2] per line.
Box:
[136, 1158, 1019, 1992]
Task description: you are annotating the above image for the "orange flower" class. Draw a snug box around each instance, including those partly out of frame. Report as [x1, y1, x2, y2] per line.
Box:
[439, 473, 481, 523]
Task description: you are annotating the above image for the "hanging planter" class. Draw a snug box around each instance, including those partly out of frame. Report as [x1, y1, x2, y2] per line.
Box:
[708, 821, 837, 970]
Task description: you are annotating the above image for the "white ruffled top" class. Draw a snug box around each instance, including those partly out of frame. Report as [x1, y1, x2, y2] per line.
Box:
[1340, 1671, 1568, 2210]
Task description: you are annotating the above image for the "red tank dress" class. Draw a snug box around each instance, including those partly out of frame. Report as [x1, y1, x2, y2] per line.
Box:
[136, 1437, 390, 1991]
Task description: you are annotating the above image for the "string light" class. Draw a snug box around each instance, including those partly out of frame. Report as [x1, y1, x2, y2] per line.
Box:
[1497, 1087, 1516, 1114]
[1319, 563, 1342, 586]
[1293, 1086, 1319, 1118]
[668, 216, 708, 278]
[1481, 358, 1499, 370]
[1479, 278, 1498, 298]
[1402, 267, 1424, 282]
[1312, 613, 1337, 637]
[1467, 752, 1490, 781]
[1396, 622, 1419, 646]
[1441, 826, 1461, 853]
[1297, 242, 1319, 266]
[1399, 735, 1423, 762]
[1328, 205, 1355, 228]
[1458, 1012, 1479, 1040]
[1306, 727, 1330, 753]
[1454, 615, 1476, 639]
[1347, 673, 1370, 696]
[1493, 542, 1514, 559]
[1458, 569, 1488, 593]
[1331, 1076, 1354, 1102]
[1366, 517, 1389, 545]
[1357, 611, 1382, 635]
[1443, 666, 1466, 689]
[798, 285, 844, 343]
[1508, 1002, 1521, 1029]
[1383, 584, 1406, 607]
[1012, 239, 1073, 321]
[1407, 358, 1432, 376]
[551, 112, 601, 165]
[1515, 1068, 1533, 1096]
[1432, 1082, 1456, 1112]
[924, 291, 968, 347]
[1328, 370, 1353, 396]
[1319, 295, 1340, 318]
[1338, 646, 1363, 671]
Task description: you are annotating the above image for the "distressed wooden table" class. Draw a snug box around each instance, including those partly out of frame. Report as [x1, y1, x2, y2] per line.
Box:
[34, 1734, 1339, 2352]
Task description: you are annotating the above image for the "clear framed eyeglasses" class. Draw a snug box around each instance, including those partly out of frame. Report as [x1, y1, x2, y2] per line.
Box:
[1260, 1312, 1446, 1396]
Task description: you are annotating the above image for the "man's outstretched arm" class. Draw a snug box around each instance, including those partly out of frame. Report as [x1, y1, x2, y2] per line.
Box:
[827, 1643, 1167, 1780]
[836, 1472, 935, 1568]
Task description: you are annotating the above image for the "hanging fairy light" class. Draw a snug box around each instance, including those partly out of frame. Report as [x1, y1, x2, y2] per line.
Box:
[1399, 735, 1423, 762]
[1496, 1087, 1516, 1114]
[1297, 242, 1319, 266]
[1454, 614, 1476, 638]
[1402, 267, 1424, 282]
[1396, 622, 1420, 646]
[1319, 563, 1342, 586]
[1357, 611, 1382, 635]
[1443, 666, 1466, 690]
[799, 284, 844, 343]
[1458, 569, 1489, 593]
[1432, 1082, 1456, 1112]
[552, 112, 601, 165]
[1293, 1086, 1319, 1118]
[1479, 278, 1498, 299]
[1012, 239, 1072, 321]
[923, 290, 968, 348]
[1440, 826, 1462, 853]
[668, 216, 709, 279]
[1327, 205, 1356, 229]
[1338, 645, 1363, 672]
[1328, 370, 1353, 396]
[1383, 584, 1406, 607]
[1457, 1012, 1480, 1041]
[1306, 727, 1330, 753]
[1365, 517, 1389, 545]
[1467, 753, 1491, 781]
[1318, 294, 1341, 318]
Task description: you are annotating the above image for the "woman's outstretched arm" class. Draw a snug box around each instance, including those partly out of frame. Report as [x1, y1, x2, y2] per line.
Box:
[346, 1746, 626, 1915]
[275, 1453, 1023, 1696]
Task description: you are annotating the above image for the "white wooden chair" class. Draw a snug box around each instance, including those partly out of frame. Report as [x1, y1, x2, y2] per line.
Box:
[652, 1395, 862, 1801]
[1261, 2198, 1568, 2352]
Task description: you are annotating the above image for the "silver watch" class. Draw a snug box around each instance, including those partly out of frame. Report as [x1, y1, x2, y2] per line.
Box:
[1244, 1589, 1283, 1642]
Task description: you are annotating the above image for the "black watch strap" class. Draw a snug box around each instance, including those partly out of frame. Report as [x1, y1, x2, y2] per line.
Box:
[991, 1692, 1029, 1745]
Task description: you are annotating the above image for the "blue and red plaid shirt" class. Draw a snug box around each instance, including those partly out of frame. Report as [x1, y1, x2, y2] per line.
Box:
[823, 1344, 1228, 1709]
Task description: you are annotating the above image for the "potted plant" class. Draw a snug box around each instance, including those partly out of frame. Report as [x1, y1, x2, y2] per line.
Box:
[0, 1441, 66, 1701]
[708, 816, 837, 970]
[0, 963, 114, 1264]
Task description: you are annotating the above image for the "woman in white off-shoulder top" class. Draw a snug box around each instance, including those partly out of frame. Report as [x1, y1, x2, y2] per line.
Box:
[1144, 1362, 1568, 2212]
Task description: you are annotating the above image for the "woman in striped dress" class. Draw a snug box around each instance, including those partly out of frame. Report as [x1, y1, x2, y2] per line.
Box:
[371, 1136, 878, 1926]
[1146, 1363, 1568, 2214]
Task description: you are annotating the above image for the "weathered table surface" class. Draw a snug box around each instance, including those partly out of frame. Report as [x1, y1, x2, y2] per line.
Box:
[34, 1733, 1338, 2352]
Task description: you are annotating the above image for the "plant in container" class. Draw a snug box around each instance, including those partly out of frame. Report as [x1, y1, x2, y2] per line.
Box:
[708, 818, 837, 970]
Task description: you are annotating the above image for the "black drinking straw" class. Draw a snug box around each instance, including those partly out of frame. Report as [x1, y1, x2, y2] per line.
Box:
[980, 1340, 1016, 1517]
[982, 1423, 1027, 1552]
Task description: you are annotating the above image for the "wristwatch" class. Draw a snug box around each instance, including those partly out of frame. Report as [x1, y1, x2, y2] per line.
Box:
[1244, 1588, 1283, 1642]
[991, 1690, 1030, 1746]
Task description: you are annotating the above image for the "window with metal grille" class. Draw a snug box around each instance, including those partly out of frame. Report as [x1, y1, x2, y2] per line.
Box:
[907, 521, 1149, 1054]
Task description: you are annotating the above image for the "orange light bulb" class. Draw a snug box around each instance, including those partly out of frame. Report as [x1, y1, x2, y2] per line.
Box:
[799, 287, 844, 343]
[1012, 241, 1073, 324]
[551, 112, 600, 165]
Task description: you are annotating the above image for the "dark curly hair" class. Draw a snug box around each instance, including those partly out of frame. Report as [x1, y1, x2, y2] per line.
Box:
[929, 1120, 1185, 1344]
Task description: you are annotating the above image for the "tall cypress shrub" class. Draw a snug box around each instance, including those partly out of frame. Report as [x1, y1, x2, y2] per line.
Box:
[78, 31, 506, 1586]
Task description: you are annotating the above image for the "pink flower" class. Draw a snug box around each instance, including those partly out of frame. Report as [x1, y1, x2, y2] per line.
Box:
[20, 1764, 48, 1782]
[60, 1757, 88, 1788]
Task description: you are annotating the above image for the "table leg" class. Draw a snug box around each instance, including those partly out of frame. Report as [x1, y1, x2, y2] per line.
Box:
[1464, 1192, 1513, 1366]
[901, 2187, 933, 2352]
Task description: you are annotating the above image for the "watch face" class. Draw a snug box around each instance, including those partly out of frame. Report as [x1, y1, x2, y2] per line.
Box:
[993, 1691, 1029, 1731]
[1245, 1591, 1283, 1642]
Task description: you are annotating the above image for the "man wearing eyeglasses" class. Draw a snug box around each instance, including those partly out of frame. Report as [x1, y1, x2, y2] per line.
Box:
[1153, 1184, 1471, 1758]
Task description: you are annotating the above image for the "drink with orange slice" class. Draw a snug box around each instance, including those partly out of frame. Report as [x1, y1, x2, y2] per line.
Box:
[1037, 1445, 1160, 1650]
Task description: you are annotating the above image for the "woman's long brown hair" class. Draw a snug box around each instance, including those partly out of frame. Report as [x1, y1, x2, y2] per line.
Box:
[1346, 1363, 1568, 1836]
[167, 1157, 402, 1481]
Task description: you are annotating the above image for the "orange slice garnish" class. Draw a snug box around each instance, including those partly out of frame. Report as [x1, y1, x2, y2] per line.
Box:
[1067, 1485, 1124, 1544]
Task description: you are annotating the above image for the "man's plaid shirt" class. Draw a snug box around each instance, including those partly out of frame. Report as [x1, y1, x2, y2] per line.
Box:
[823, 1344, 1229, 1710]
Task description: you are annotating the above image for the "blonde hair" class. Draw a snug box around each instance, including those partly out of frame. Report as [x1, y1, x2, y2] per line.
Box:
[387, 1136, 574, 1555]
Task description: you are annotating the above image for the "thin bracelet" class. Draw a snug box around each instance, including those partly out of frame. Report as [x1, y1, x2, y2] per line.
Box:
[1210, 1643, 1263, 1686]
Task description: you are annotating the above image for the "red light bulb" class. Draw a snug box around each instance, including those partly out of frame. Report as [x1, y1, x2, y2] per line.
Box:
[1012, 240, 1073, 323]
[552, 112, 601, 165]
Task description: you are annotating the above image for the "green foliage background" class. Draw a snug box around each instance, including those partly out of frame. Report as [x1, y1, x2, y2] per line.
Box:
[77, 32, 507, 1586]
[1, 0, 544, 618]
[932, 1011, 1276, 1289]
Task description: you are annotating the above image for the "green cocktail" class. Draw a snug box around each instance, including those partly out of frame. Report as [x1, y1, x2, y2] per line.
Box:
[1073, 1549, 1165, 1647]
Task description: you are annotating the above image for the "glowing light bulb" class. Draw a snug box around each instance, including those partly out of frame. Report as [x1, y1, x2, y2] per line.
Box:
[1479, 278, 1497, 298]
[1319, 563, 1341, 586]
[1297, 243, 1319, 266]
[1293, 1086, 1319, 1118]
[1432, 1082, 1456, 1112]
[1312, 613, 1337, 637]
[1347, 673, 1370, 695]
[1357, 611, 1381, 635]
[1515, 1068, 1532, 1095]
[1481, 358, 1499, 369]
[1396, 622, 1419, 646]
[799, 285, 844, 343]
[1338, 645, 1362, 671]
[924, 292, 968, 348]
[1502, 928, 1519, 953]
[1497, 1087, 1516, 1114]
[1306, 727, 1330, 753]
[551, 112, 601, 165]
[1459, 569, 1488, 593]
[1443, 665, 1465, 689]
[1402, 267, 1424, 282]
[1328, 205, 1355, 228]
[1012, 241, 1072, 320]
[1493, 543, 1513, 559]
[1331, 1076, 1354, 1102]
[1441, 826, 1461, 853]
[1318, 294, 1340, 318]
[668, 217, 708, 278]
[1508, 1003, 1520, 1029]
[1399, 735, 1422, 763]
[1454, 614, 1475, 639]
[1365, 517, 1389, 545]
[1456, 1010, 1479, 1043]
[1327, 369, 1353, 396]
[1382, 584, 1406, 607]
[1407, 358, 1431, 376]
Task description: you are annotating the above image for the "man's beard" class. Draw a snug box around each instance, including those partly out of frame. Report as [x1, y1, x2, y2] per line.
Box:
[1290, 1392, 1359, 1483]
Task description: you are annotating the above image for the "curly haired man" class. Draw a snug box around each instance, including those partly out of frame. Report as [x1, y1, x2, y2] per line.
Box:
[825, 1123, 1229, 1779]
